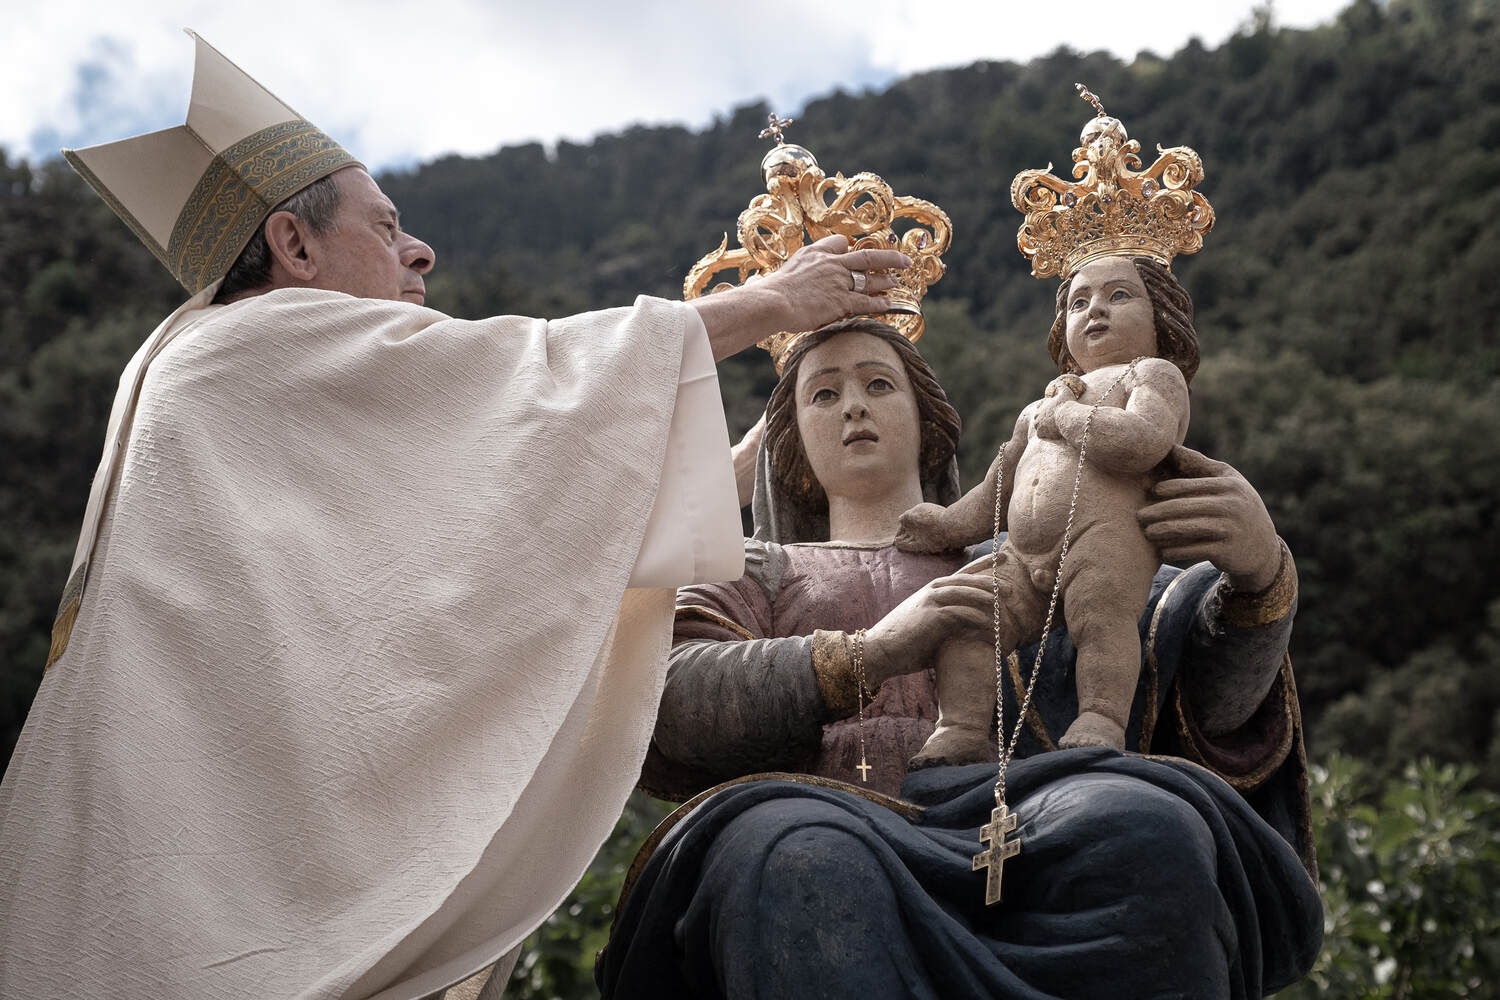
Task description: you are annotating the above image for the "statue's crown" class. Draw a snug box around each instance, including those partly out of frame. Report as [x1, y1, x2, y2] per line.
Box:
[686, 114, 951, 373]
[1012, 85, 1214, 280]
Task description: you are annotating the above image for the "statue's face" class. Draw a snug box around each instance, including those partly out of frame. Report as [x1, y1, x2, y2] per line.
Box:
[794, 331, 921, 499]
[1063, 256, 1156, 371]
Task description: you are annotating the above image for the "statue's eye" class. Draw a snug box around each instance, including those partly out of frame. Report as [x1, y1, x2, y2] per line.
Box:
[867, 377, 894, 393]
[1110, 288, 1130, 302]
[811, 387, 837, 404]
[1070, 296, 1088, 311]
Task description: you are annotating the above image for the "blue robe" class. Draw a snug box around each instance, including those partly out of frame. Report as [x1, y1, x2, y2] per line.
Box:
[601, 561, 1322, 999]
[599, 751, 1320, 998]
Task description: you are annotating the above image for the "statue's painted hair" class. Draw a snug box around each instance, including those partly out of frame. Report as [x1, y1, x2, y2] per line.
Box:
[1046, 256, 1200, 384]
[765, 317, 961, 512]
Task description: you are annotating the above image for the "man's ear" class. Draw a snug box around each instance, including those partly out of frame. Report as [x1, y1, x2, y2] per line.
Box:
[264, 211, 319, 282]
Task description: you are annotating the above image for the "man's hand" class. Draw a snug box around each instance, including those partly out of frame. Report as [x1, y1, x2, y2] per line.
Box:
[690, 235, 911, 362]
[1139, 445, 1281, 591]
[761, 234, 908, 331]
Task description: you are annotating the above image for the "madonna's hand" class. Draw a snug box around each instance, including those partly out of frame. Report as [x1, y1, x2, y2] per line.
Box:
[1139, 445, 1280, 591]
[861, 554, 997, 686]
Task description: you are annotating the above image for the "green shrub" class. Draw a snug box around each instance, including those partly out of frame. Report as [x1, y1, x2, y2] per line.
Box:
[1280, 755, 1500, 999]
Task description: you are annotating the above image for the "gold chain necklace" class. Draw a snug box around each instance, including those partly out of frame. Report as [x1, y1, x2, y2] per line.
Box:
[971, 358, 1142, 905]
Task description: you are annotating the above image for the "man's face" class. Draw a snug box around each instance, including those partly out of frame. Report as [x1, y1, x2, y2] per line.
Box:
[305, 167, 435, 305]
[1063, 256, 1156, 372]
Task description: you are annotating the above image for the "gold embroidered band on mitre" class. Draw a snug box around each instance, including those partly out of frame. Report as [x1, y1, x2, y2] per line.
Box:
[167, 120, 357, 293]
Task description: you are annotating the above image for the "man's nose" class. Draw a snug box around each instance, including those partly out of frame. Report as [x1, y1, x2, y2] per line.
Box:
[402, 235, 437, 275]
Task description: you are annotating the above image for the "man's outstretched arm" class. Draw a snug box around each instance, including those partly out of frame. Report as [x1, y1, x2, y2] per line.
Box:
[690, 235, 909, 362]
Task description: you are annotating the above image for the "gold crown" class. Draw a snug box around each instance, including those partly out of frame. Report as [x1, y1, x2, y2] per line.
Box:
[1011, 85, 1214, 280]
[686, 114, 951, 373]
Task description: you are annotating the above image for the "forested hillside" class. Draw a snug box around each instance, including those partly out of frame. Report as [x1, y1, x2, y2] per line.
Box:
[7, 0, 1494, 781]
[365, 0, 1500, 786]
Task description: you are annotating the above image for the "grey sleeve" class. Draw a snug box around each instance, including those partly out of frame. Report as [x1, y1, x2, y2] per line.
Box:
[652, 635, 828, 777]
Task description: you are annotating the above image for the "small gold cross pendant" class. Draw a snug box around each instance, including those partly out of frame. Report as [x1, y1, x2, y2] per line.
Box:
[971, 802, 1021, 905]
[856, 756, 872, 782]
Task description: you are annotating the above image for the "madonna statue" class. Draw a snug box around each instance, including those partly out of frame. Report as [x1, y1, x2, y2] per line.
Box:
[597, 317, 1322, 999]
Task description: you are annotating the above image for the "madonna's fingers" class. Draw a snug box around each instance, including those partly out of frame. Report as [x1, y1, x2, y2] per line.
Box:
[1138, 496, 1225, 525]
[928, 575, 996, 599]
[940, 606, 994, 632]
[1142, 517, 1230, 547]
[1148, 477, 1232, 500]
[957, 552, 996, 575]
[1158, 544, 1220, 566]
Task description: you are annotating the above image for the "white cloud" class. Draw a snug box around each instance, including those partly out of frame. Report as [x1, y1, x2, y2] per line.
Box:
[0, 0, 1356, 172]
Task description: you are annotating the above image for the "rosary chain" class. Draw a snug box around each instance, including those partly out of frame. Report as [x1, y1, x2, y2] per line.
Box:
[853, 627, 870, 781]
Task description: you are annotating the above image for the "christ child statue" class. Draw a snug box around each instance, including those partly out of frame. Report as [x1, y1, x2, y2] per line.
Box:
[896, 251, 1199, 762]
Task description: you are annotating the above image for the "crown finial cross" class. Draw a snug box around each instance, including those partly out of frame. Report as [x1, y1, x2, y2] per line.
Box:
[1075, 83, 1107, 117]
[759, 113, 795, 145]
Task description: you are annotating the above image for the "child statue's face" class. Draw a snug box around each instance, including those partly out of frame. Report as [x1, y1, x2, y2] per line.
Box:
[1062, 256, 1157, 371]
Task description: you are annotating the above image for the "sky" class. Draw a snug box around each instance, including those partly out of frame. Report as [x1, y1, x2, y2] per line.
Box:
[2, 0, 1357, 174]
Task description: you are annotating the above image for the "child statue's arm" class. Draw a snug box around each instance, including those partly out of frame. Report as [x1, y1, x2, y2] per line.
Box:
[1051, 359, 1189, 475]
[895, 409, 1029, 552]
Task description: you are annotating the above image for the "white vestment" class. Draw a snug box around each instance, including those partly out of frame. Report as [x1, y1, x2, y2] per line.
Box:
[0, 288, 742, 999]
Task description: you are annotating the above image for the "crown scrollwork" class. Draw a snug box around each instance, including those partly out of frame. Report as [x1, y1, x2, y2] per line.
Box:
[686, 114, 951, 372]
[1011, 84, 1214, 280]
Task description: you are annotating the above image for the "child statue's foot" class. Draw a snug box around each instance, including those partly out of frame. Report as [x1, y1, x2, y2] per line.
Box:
[1058, 711, 1126, 751]
[908, 724, 996, 770]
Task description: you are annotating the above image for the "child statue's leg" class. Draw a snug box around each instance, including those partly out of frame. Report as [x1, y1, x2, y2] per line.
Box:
[1057, 617, 1139, 750]
[909, 548, 1042, 769]
[1056, 538, 1158, 750]
[907, 636, 997, 768]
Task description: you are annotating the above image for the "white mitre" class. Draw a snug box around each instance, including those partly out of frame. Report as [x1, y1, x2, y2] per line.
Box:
[64, 29, 359, 294]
